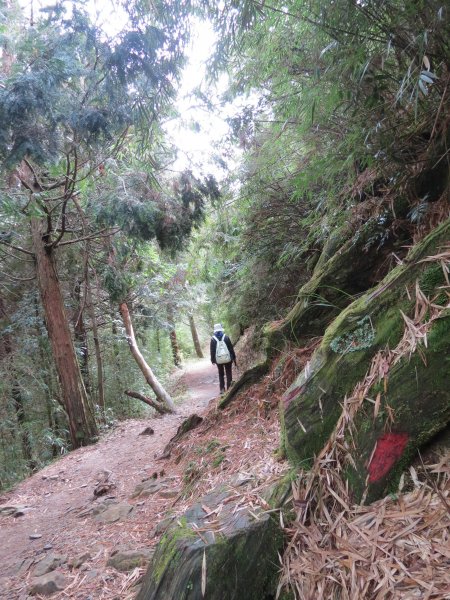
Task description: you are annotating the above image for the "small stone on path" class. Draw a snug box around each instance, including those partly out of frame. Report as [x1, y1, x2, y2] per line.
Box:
[158, 489, 180, 499]
[33, 554, 67, 577]
[94, 501, 133, 524]
[29, 571, 68, 596]
[69, 552, 91, 569]
[29, 533, 42, 540]
[107, 548, 154, 572]
[131, 480, 166, 498]
[140, 426, 154, 436]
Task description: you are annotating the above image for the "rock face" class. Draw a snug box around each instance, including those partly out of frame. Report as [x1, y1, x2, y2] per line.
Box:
[281, 218, 450, 501]
[346, 314, 450, 502]
[266, 208, 411, 355]
[136, 487, 283, 600]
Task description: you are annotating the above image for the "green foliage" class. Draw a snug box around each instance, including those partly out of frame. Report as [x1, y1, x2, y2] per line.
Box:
[0, 3, 183, 168]
[190, 0, 450, 334]
[183, 460, 201, 484]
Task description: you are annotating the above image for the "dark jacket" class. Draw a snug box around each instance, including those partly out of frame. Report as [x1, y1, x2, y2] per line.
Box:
[210, 331, 236, 364]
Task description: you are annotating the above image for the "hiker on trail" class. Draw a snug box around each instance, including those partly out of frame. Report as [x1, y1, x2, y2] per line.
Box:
[210, 323, 236, 394]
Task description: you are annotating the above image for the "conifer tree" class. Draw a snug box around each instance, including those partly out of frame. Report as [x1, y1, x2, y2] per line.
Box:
[0, 4, 188, 446]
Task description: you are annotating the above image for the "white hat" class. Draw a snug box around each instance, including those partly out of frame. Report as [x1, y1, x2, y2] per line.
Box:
[213, 323, 224, 332]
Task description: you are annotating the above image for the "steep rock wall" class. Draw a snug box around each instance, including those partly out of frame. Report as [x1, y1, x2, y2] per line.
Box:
[281, 218, 450, 500]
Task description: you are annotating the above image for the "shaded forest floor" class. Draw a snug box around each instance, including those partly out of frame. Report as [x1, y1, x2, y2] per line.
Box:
[0, 358, 284, 599]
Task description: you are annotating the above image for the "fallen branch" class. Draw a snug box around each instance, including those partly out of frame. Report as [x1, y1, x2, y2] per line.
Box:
[124, 390, 171, 415]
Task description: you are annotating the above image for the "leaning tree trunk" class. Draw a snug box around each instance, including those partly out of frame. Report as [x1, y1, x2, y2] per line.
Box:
[31, 218, 98, 448]
[167, 305, 182, 367]
[119, 302, 176, 413]
[188, 314, 204, 358]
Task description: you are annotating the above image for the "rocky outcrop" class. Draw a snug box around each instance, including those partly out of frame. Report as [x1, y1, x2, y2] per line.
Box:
[136, 486, 284, 600]
[345, 312, 450, 502]
[266, 210, 411, 355]
[281, 218, 450, 501]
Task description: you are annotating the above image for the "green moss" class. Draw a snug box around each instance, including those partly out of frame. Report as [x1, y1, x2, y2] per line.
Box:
[211, 452, 225, 467]
[345, 313, 450, 503]
[205, 439, 221, 453]
[152, 517, 197, 584]
[419, 263, 446, 295]
[330, 315, 375, 354]
[263, 471, 294, 509]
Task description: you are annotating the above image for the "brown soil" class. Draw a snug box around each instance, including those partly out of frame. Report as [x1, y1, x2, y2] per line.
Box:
[0, 357, 286, 599]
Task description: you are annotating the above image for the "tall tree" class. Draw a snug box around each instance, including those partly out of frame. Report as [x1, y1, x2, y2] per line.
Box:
[0, 4, 186, 446]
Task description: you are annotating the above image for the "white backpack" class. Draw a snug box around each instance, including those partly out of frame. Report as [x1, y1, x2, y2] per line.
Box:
[214, 335, 231, 364]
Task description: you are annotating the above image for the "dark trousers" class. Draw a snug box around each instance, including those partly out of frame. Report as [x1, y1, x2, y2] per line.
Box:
[217, 362, 233, 391]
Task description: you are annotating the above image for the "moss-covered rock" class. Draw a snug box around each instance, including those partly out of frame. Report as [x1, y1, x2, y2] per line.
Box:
[345, 311, 450, 503]
[266, 213, 412, 355]
[281, 219, 450, 489]
[136, 486, 284, 600]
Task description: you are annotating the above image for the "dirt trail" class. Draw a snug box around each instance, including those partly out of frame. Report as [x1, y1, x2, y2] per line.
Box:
[0, 358, 220, 599]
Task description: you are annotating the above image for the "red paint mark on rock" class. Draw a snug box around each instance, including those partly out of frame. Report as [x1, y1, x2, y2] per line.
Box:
[283, 386, 304, 408]
[368, 432, 409, 483]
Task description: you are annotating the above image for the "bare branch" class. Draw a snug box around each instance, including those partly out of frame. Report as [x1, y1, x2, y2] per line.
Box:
[57, 228, 121, 247]
[0, 246, 35, 263]
[0, 240, 34, 256]
[0, 270, 36, 282]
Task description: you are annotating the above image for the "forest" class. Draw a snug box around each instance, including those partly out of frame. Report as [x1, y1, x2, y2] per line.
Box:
[0, 0, 449, 599]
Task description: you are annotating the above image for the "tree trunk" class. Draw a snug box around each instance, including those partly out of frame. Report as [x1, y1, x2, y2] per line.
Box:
[167, 305, 182, 367]
[34, 295, 63, 456]
[31, 217, 98, 448]
[73, 279, 92, 396]
[119, 302, 176, 412]
[155, 328, 161, 354]
[86, 270, 105, 413]
[188, 314, 204, 358]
